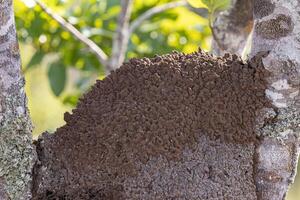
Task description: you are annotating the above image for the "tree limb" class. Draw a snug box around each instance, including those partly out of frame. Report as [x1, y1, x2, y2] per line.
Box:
[108, 0, 133, 73]
[107, 0, 190, 74]
[33, 0, 109, 67]
[129, 0, 188, 35]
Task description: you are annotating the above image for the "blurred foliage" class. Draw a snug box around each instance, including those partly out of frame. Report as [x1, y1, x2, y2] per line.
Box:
[20, 44, 71, 136]
[15, 0, 211, 105]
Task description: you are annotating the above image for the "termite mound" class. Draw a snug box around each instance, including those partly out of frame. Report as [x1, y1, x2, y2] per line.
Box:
[33, 49, 271, 199]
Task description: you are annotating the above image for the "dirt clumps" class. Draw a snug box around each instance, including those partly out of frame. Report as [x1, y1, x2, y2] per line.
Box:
[33, 49, 271, 199]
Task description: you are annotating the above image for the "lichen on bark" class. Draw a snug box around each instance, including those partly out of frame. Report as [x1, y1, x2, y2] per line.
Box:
[0, 1, 35, 199]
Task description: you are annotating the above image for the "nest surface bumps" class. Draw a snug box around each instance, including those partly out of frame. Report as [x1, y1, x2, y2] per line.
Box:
[33, 50, 271, 199]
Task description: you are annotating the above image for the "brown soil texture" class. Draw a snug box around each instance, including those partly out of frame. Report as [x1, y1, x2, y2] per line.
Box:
[33, 50, 271, 199]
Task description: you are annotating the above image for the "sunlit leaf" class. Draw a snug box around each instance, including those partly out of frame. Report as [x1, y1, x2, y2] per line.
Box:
[48, 62, 66, 96]
[202, 0, 231, 13]
[63, 94, 80, 106]
[187, 0, 208, 9]
[213, 0, 231, 12]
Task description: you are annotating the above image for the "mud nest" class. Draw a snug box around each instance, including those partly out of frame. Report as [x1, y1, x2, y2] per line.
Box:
[33, 50, 271, 199]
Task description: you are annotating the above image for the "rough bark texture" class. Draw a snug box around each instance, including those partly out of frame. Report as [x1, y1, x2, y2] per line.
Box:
[212, 0, 253, 56]
[0, 0, 35, 199]
[33, 50, 272, 199]
[250, 0, 300, 199]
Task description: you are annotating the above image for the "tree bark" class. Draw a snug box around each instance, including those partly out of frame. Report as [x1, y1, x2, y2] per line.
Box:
[0, 1, 35, 199]
[250, 0, 300, 199]
[211, 0, 253, 56]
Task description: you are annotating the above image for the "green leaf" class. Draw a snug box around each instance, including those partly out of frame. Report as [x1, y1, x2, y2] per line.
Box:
[106, 0, 119, 8]
[63, 94, 80, 106]
[187, 0, 208, 9]
[26, 51, 44, 70]
[202, 0, 231, 13]
[213, 0, 231, 12]
[48, 62, 66, 96]
[199, 0, 231, 26]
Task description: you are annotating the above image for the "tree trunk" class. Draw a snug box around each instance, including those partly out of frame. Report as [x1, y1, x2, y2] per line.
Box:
[211, 0, 253, 56]
[250, 0, 300, 199]
[0, 1, 35, 199]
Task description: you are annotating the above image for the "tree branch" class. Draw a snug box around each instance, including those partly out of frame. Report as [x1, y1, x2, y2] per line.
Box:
[33, 0, 109, 67]
[107, 0, 190, 74]
[129, 0, 188, 35]
[108, 0, 133, 73]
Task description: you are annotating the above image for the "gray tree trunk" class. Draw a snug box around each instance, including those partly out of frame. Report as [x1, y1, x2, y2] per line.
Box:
[250, 0, 300, 199]
[212, 0, 253, 56]
[0, 1, 35, 199]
